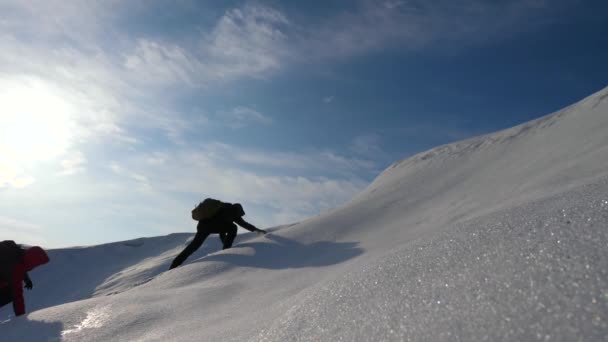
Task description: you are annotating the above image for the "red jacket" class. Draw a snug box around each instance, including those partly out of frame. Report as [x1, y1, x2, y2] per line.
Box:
[0, 246, 49, 316]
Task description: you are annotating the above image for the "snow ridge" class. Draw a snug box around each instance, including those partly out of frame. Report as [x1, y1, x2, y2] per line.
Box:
[1, 87, 607, 341]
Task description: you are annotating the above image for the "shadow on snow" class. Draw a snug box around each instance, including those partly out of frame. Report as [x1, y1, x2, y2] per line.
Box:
[195, 234, 364, 269]
[1, 317, 64, 342]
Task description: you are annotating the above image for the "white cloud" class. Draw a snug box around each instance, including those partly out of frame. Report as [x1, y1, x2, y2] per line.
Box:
[110, 162, 123, 174]
[198, 143, 377, 177]
[295, 0, 573, 61]
[0, 71, 139, 187]
[164, 161, 364, 227]
[2, 0, 572, 94]
[60, 151, 87, 176]
[350, 133, 385, 158]
[0, 161, 35, 188]
[146, 153, 168, 166]
[222, 106, 273, 128]
[123, 4, 290, 85]
[0, 0, 566, 156]
[118, 0, 575, 91]
[117, 0, 570, 87]
[110, 162, 150, 188]
[0, 216, 47, 245]
[0, 35, 136, 145]
[110, 144, 374, 227]
[0, 1, 119, 47]
[125, 39, 200, 86]
[205, 4, 290, 79]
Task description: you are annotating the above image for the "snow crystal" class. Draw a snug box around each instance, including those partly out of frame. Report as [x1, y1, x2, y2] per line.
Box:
[259, 178, 608, 341]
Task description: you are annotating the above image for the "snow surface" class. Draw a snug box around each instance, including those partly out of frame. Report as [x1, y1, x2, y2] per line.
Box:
[1, 87, 607, 341]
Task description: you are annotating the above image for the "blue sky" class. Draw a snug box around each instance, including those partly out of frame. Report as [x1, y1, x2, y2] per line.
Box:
[1, 0, 607, 248]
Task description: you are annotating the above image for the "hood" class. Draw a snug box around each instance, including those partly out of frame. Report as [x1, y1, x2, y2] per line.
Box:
[232, 203, 245, 217]
[23, 246, 50, 271]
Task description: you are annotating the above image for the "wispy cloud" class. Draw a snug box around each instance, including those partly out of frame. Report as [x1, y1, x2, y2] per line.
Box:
[120, 0, 573, 90]
[125, 39, 200, 86]
[105, 143, 374, 227]
[198, 143, 378, 178]
[124, 4, 290, 85]
[0, 162, 34, 188]
[294, 0, 574, 61]
[205, 4, 290, 79]
[350, 133, 386, 158]
[159, 162, 365, 227]
[0, 36, 136, 144]
[0, 0, 567, 187]
[0, 216, 46, 245]
[221, 106, 273, 128]
[0, 0, 120, 46]
[110, 162, 150, 186]
[0, 3, 158, 188]
[59, 151, 87, 176]
[0, 0, 571, 133]
[1, 0, 573, 90]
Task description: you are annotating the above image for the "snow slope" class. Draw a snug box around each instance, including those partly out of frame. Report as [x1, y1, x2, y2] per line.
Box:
[1, 87, 607, 341]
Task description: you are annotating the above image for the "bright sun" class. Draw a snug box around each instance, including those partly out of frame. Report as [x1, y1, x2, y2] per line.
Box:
[0, 78, 73, 168]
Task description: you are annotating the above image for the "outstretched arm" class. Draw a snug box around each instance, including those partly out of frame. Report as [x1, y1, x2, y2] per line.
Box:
[234, 217, 265, 233]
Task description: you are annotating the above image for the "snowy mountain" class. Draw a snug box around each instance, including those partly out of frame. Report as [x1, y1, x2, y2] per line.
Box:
[2, 87, 607, 341]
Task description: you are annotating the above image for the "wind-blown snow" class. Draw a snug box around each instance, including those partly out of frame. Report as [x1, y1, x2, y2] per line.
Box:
[1, 87, 607, 341]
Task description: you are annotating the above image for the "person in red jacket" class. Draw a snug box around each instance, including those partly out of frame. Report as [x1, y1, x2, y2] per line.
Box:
[0, 242, 49, 317]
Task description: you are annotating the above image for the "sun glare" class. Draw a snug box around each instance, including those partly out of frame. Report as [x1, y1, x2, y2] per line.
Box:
[0, 78, 74, 167]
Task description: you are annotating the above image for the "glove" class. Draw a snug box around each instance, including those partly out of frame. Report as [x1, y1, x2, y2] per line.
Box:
[24, 279, 33, 290]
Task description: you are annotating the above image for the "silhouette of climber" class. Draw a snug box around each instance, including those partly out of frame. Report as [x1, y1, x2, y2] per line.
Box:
[170, 202, 266, 269]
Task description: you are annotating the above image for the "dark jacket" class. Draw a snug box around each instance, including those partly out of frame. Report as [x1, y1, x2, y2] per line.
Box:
[0, 242, 49, 316]
[200, 203, 258, 233]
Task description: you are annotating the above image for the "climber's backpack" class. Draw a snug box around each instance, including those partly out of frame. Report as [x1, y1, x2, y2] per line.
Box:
[191, 198, 224, 221]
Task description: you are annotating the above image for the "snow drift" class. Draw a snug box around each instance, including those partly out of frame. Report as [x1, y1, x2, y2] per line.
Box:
[2, 87, 607, 341]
